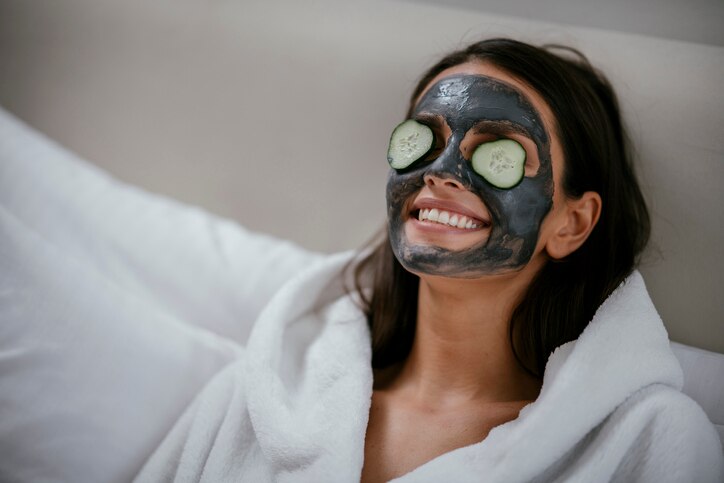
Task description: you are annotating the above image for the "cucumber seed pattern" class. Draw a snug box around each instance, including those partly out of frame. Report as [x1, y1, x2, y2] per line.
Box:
[399, 132, 420, 156]
[490, 146, 515, 174]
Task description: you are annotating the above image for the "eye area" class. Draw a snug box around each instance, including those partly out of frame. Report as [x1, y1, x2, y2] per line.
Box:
[386, 118, 541, 184]
[387, 119, 442, 170]
[470, 139, 526, 189]
[462, 126, 541, 182]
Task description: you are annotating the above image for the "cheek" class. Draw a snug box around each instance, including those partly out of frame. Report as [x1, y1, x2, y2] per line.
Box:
[386, 171, 424, 215]
[385, 171, 400, 202]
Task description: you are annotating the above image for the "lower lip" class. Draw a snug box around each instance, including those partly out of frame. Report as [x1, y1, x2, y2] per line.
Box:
[407, 216, 488, 234]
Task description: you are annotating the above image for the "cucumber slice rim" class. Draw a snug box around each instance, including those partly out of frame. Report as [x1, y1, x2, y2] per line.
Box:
[470, 138, 526, 189]
[387, 119, 435, 170]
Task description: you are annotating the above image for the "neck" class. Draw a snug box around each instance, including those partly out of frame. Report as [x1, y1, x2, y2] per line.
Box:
[385, 271, 542, 407]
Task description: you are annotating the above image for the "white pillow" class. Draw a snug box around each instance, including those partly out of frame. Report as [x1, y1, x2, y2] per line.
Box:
[671, 342, 724, 446]
[0, 108, 323, 481]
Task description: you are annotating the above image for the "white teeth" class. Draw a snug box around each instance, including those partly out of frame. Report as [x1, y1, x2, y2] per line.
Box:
[417, 208, 482, 230]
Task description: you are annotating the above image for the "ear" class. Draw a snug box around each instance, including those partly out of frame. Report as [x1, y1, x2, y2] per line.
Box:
[545, 191, 602, 260]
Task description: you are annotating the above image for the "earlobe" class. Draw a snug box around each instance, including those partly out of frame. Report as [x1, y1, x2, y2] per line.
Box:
[546, 191, 602, 260]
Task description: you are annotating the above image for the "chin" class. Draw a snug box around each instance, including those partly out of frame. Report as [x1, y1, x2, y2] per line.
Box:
[391, 225, 536, 280]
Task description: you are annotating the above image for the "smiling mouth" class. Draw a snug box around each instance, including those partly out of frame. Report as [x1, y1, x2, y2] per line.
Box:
[411, 208, 490, 230]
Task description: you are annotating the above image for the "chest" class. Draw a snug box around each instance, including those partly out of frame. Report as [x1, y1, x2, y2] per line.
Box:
[361, 393, 526, 482]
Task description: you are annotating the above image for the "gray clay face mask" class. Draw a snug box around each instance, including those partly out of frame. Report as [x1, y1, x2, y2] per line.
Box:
[386, 74, 554, 278]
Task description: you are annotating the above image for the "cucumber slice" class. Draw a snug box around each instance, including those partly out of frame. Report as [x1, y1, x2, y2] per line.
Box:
[471, 139, 526, 189]
[387, 119, 434, 170]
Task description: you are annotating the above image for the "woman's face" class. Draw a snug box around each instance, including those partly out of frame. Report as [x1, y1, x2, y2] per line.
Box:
[386, 62, 564, 278]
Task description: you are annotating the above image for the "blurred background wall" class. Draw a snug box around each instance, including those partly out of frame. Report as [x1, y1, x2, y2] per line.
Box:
[1, 0, 723, 351]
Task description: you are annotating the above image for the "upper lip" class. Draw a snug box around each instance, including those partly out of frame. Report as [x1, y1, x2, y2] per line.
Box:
[411, 197, 490, 225]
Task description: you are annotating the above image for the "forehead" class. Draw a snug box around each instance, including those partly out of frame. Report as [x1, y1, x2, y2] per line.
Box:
[415, 73, 548, 144]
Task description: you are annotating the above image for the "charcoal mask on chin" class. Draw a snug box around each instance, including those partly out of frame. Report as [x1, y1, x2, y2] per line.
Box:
[386, 74, 555, 278]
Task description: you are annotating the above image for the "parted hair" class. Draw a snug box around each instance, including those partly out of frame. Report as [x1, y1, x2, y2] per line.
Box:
[352, 38, 651, 377]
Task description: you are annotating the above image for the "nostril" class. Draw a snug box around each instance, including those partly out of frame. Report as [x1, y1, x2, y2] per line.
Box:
[424, 174, 438, 187]
[443, 179, 463, 189]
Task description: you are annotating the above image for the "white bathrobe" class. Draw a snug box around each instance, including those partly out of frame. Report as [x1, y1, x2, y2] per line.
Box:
[135, 252, 723, 482]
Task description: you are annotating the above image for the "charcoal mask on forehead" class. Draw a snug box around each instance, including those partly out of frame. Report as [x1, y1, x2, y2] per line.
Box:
[386, 74, 555, 278]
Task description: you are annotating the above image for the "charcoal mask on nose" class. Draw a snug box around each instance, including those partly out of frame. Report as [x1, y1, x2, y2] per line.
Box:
[386, 74, 554, 278]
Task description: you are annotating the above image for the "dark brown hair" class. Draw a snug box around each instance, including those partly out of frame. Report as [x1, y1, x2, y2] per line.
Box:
[353, 38, 650, 377]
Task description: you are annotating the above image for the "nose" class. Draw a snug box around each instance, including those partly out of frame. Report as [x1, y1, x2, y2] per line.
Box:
[424, 173, 465, 190]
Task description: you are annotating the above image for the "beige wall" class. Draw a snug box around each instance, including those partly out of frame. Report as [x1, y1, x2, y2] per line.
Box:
[1, 0, 722, 352]
[406, 0, 724, 46]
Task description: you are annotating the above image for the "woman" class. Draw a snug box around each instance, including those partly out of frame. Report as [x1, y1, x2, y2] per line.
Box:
[360, 38, 645, 479]
[354, 39, 722, 481]
[130, 38, 723, 482]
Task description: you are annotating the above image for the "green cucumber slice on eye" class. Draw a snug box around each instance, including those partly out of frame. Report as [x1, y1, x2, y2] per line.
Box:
[471, 139, 526, 189]
[387, 119, 434, 169]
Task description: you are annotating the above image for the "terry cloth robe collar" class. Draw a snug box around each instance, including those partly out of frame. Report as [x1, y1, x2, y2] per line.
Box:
[244, 252, 374, 482]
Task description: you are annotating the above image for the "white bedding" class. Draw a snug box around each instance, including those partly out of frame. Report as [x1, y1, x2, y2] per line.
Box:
[0, 108, 321, 481]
